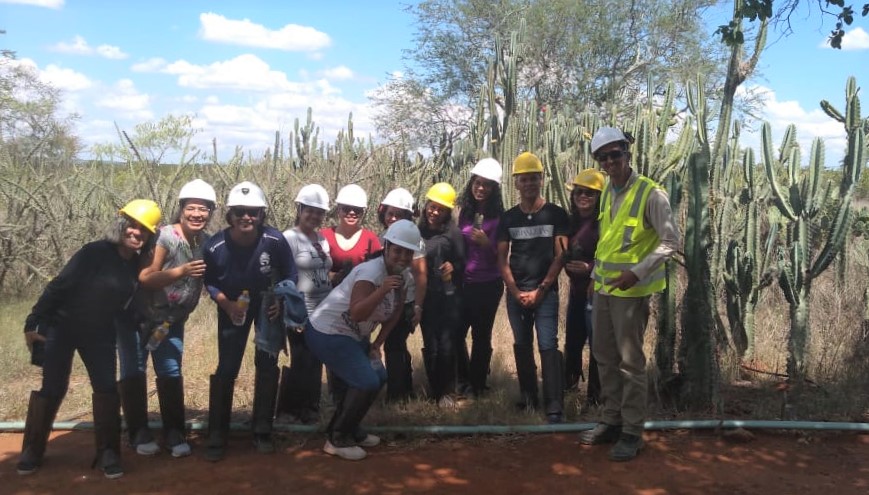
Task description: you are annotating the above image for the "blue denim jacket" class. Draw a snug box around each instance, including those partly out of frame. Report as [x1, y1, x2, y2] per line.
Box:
[254, 279, 308, 357]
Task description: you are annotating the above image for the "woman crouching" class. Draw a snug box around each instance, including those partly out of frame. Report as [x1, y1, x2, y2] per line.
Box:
[305, 219, 422, 460]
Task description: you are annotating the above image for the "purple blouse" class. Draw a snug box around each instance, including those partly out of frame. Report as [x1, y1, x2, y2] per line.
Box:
[459, 215, 502, 284]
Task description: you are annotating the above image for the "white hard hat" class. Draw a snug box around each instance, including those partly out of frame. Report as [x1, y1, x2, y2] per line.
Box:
[335, 184, 368, 209]
[295, 184, 330, 210]
[470, 157, 502, 184]
[381, 188, 415, 212]
[226, 181, 267, 208]
[382, 219, 423, 253]
[178, 179, 217, 203]
[591, 127, 629, 154]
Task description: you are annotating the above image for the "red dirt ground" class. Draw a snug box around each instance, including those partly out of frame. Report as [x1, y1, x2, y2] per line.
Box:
[1, 429, 867, 494]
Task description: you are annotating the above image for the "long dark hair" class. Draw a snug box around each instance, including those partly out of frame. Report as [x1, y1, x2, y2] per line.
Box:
[457, 175, 504, 222]
[418, 200, 453, 237]
[568, 187, 602, 236]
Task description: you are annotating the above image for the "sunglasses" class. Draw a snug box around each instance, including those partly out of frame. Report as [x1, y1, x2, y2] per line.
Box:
[231, 207, 261, 218]
[573, 187, 599, 197]
[594, 149, 626, 163]
[340, 205, 364, 216]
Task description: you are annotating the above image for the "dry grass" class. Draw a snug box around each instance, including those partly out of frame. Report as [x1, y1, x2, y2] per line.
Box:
[2, 266, 867, 425]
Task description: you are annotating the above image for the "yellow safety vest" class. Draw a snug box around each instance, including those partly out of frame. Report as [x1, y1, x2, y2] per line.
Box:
[593, 175, 666, 297]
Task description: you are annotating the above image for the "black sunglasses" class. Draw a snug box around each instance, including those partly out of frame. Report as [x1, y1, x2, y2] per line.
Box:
[231, 207, 261, 218]
[340, 205, 364, 216]
[573, 187, 599, 197]
[594, 149, 626, 163]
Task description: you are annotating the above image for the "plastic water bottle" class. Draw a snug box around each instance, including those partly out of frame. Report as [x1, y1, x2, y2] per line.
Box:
[370, 356, 385, 373]
[233, 290, 250, 326]
[473, 213, 484, 230]
[145, 321, 171, 351]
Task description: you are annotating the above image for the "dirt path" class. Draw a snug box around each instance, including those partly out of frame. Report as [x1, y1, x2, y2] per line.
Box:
[1, 429, 867, 494]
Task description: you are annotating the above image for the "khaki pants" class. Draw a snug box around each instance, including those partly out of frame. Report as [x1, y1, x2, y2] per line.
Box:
[591, 293, 650, 436]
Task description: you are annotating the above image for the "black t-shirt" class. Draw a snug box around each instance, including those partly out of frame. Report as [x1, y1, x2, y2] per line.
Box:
[25, 240, 140, 335]
[497, 202, 569, 291]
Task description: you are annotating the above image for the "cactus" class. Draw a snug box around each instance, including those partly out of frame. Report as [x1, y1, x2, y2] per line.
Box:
[762, 79, 866, 379]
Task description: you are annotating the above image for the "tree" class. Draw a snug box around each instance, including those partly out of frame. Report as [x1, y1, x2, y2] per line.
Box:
[374, 0, 726, 146]
[0, 52, 81, 165]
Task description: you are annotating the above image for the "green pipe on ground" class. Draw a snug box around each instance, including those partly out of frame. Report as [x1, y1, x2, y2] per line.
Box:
[0, 420, 866, 434]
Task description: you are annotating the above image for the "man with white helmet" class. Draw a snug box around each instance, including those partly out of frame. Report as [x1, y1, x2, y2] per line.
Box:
[579, 127, 678, 462]
[202, 181, 297, 461]
[276, 184, 332, 424]
[117, 179, 216, 459]
[305, 219, 422, 460]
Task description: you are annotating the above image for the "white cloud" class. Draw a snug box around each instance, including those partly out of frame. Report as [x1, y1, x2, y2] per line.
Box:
[49, 35, 128, 59]
[0, 0, 63, 8]
[162, 54, 306, 92]
[841, 27, 869, 51]
[198, 12, 331, 51]
[40, 64, 92, 91]
[744, 85, 847, 166]
[94, 79, 153, 120]
[95, 44, 128, 60]
[320, 65, 354, 81]
[131, 57, 167, 72]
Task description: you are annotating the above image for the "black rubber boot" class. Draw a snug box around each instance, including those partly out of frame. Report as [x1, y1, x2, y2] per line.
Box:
[421, 347, 436, 399]
[468, 346, 493, 397]
[513, 344, 538, 410]
[155, 376, 190, 457]
[205, 374, 234, 462]
[91, 391, 123, 479]
[435, 348, 457, 402]
[454, 333, 472, 396]
[587, 353, 601, 405]
[252, 366, 279, 454]
[118, 374, 158, 455]
[323, 388, 378, 461]
[276, 365, 301, 418]
[540, 349, 565, 423]
[17, 391, 61, 475]
[385, 350, 413, 403]
[298, 345, 323, 423]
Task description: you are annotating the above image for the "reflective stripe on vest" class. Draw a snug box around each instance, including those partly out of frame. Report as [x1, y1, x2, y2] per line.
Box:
[594, 175, 666, 297]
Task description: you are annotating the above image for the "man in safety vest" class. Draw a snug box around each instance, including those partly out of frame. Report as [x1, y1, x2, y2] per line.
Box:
[578, 127, 679, 461]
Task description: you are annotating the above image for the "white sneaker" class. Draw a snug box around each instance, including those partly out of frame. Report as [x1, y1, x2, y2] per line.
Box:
[357, 434, 380, 448]
[170, 442, 192, 458]
[323, 439, 367, 460]
[135, 441, 160, 456]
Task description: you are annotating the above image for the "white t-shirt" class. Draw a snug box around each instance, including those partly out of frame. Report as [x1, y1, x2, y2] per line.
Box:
[283, 228, 333, 314]
[309, 256, 412, 341]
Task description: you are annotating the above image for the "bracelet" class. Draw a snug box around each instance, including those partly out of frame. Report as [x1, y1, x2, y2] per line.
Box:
[413, 304, 423, 312]
[537, 283, 548, 292]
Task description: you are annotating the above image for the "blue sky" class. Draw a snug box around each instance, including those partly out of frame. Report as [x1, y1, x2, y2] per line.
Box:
[1, 0, 867, 163]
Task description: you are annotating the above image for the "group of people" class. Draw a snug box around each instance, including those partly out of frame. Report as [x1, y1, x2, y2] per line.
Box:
[16, 126, 677, 478]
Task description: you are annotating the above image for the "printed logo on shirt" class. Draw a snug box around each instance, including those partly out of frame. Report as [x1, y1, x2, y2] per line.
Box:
[341, 310, 362, 337]
[259, 252, 272, 275]
[509, 224, 554, 240]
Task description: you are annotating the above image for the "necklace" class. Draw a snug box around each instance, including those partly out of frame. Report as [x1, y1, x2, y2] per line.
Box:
[520, 198, 544, 220]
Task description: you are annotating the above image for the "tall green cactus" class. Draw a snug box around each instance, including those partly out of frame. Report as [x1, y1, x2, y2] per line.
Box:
[762, 79, 866, 379]
[723, 147, 779, 359]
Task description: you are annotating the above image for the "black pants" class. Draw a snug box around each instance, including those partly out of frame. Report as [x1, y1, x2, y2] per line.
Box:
[456, 279, 503, 392]
[41, 325, 116, 399]
[419, 290, 460, 399]
[384, 302, 416, 400]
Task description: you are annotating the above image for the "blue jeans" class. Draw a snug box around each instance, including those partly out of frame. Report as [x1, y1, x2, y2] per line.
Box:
[215, 309, 278, 379]
[117, 318, 186, 379]
[505, 289, 559, 352]
[304, 323, 386, 392]
[41, 325, 117, 399]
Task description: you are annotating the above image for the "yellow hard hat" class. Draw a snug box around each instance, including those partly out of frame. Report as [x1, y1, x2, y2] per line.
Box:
[425, 182, 457, 209]
[569, 169, 606, 192]
[512, 152, 544, 175]
[119, 199, 161, 233]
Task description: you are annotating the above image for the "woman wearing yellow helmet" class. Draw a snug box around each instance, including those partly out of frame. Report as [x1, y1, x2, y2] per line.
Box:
[563, 169, 605, 406]
[418, 182, 466, 408]
[18, 199, 161, 480]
